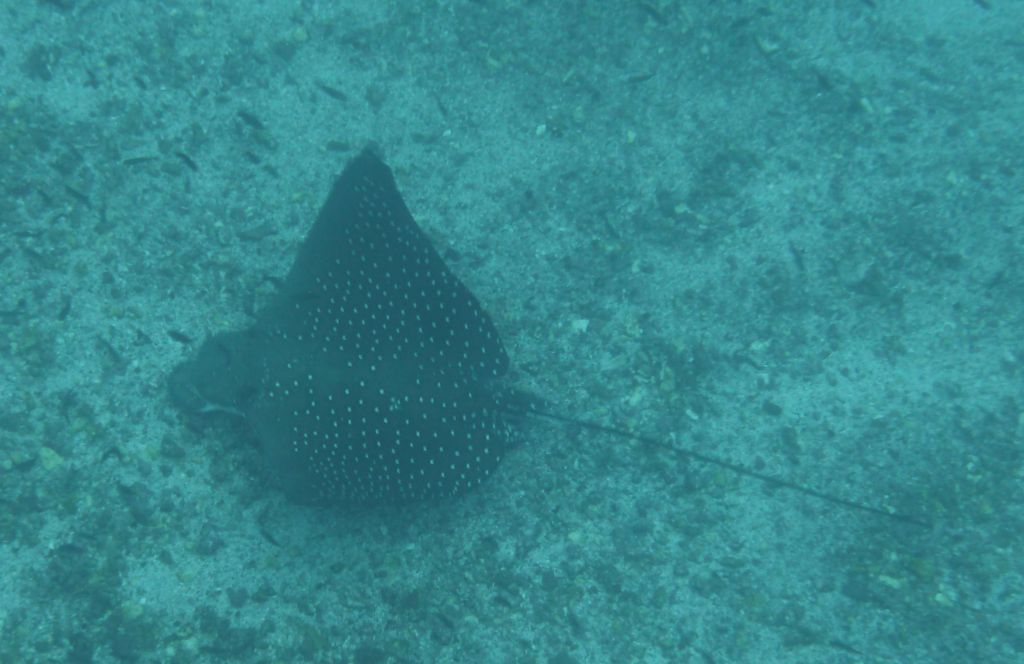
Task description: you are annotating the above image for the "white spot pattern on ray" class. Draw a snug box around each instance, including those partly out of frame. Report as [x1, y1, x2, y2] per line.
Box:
[248, 150, 517, 506]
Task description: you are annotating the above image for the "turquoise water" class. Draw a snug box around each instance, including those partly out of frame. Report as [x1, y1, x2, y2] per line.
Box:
[1, 2, 1020, 662]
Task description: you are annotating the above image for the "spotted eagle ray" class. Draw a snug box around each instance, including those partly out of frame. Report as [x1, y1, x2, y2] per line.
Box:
[169, 148, 926, 525]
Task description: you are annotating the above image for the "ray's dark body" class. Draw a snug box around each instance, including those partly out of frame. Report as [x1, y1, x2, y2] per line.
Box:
[169, 150, 518, 507]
